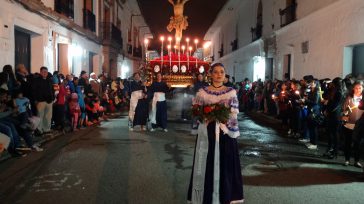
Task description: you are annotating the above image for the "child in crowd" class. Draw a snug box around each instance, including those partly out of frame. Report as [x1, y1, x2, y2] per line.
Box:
[13, 90, 32, 129]
[69, 93, 81, 131]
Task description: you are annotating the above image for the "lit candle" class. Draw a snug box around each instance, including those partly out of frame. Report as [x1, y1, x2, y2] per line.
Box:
[194, 39, 198, 68]
[167, 45, 172, 72]
[188, 46, 192, 72]
[160, 36, 164, 67]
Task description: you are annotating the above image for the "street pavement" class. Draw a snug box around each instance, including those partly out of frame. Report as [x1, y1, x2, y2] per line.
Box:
[0, 113, 364, 204]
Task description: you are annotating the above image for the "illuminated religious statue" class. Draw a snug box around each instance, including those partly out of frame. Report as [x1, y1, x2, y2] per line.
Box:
[167, 0, 190, 40]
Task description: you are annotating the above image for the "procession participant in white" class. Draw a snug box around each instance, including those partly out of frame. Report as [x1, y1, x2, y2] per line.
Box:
[149, 73, 169, 132]
[128, 73, 147, 131]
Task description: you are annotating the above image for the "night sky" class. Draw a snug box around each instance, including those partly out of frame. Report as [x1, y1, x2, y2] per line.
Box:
[137, 0, 228, 50]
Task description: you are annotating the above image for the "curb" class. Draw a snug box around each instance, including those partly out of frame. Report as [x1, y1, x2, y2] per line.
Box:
[0, 112, 126, 163]
[0, 131, 65, 163]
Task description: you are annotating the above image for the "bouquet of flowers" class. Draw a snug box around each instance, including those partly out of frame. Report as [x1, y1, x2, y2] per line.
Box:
[191, 103, 231, 123]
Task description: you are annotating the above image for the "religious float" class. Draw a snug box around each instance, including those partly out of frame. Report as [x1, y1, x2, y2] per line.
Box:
[141, 0, 211, 88]
[146, 51, 210, 87]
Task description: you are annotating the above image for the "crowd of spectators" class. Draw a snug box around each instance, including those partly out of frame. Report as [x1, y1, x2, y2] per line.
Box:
[0, 64, 130, 157]
[235, 74, 364, 168]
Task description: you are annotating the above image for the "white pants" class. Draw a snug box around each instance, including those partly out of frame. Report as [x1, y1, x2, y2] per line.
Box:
[36, 101, 53, 132]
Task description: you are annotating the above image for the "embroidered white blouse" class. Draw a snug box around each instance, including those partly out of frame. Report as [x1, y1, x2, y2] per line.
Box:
[193, 87, 240, 138]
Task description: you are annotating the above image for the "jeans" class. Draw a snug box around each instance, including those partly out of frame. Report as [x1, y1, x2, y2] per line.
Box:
[0, 122, 20, 152]
[0, 118, 33, 148]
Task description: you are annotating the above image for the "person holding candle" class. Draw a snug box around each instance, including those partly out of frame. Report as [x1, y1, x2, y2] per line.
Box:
[342, 81, 364, 166]
[322, 77, 344, 159]
[287, 81, 302, 137]
[278, 82, 291, 130]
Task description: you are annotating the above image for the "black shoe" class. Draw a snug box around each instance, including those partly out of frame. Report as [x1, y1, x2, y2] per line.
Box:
[327, 152, 337, 159]
[11, 151, 27, 158]
[323, 149, 334, 157]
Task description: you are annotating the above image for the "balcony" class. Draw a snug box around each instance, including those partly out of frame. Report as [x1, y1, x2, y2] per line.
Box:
[83, 9, 96, 32]
[54, 0, 74, 19]
[279, 2, 297, 27]
[251, 24, 262, 42]
[101, 22, 123, 49]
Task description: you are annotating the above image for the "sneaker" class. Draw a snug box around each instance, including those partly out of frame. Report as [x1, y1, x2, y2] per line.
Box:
[307, 144, 318, 150]
[32, 145, 44, 152]
[163, 129, 168, 132]
[16, 145, 31, 151]
[287, 129, 292, 135]
[129, 127, 134, 131]
[150, 128, 155, 132]
[354, 162, 363, 168]
[299, 138, 309, 143]
[141, 126, 147, 131]
[344, 161, 350, 166]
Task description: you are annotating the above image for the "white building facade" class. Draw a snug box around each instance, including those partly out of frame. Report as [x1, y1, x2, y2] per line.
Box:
[204, 0, 364, 82]
[0, 0, 149, 79]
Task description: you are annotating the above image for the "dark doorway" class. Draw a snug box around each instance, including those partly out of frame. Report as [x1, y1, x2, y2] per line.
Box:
[15, 29, 31, 72]
[284, 54, 291, 79]
[352, 45, 364, 76]
[58, 43, 69, 75]
[89, 52, 95, 73]
[265, 58, 273, 80]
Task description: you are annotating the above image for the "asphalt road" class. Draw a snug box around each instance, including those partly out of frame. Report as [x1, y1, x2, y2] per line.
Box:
[0, 113, 363, 204]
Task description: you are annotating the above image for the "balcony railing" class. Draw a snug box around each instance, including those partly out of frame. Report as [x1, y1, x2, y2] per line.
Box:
[54, 0, 74, 19]
[83, 9, 96, 32]
[279, 2, 297, 27]
[251, 24, 262, 42]
[101, 22, 123, 48]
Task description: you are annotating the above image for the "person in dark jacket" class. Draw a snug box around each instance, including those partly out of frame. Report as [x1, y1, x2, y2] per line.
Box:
[31, 67, 55, 134]
[304, 79, 321, 150]
[193, 73, 208, 94]
[323, 77, 344, 159]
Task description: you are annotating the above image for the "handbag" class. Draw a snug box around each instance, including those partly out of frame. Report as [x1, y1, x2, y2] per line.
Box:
[309, 111, 325, 125]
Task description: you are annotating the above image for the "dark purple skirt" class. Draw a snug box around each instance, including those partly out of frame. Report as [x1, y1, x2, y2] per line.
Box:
[133, 99, 149, 126]
[187, 122, 244, 204]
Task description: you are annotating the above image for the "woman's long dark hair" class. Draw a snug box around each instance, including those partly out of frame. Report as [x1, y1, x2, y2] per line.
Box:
[349, 81, 363, 98]
[2, 65, 16, 82]
[328, 77, 343, 100]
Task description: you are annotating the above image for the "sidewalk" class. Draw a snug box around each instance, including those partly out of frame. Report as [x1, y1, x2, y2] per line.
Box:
[0, 130, 65, 162]
[0, 112, 126, 163]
